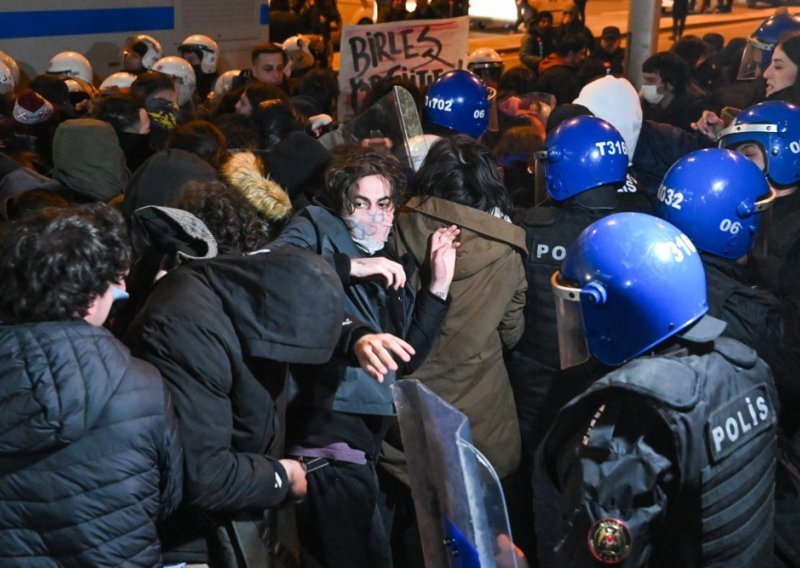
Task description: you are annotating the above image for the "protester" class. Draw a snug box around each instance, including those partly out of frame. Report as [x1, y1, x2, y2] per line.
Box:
[0, 203, 183, 566]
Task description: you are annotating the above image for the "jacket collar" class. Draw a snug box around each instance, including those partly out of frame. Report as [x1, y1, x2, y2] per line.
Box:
[403, 196, 528, 254]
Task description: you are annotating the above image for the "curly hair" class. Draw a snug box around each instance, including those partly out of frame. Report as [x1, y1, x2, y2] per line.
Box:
[319, 145, 407, 215]
[412, 134, 514, 217]
[173, 180, 273, 253]
[0, 203, 131, 323]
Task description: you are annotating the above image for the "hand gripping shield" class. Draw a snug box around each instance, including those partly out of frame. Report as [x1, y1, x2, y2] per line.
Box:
[392, 380, 518, 568]
[318, 85, 425, 171]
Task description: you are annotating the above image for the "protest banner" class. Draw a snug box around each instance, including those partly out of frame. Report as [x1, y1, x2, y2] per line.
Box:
[337, 16, 469, 123]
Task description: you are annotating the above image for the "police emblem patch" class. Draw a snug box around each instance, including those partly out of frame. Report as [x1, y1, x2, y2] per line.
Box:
[587, 518, 632, 564]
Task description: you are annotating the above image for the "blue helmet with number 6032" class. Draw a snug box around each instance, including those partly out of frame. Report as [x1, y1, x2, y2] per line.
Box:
[424, 69, 490, 138]
[656, 148, 775, 260]
[552, 212, 722, 367]
[538, 115, 628, 201]
[718, 101, 800, 189]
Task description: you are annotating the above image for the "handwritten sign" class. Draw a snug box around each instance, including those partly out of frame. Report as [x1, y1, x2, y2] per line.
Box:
[337, 16, 470, 123]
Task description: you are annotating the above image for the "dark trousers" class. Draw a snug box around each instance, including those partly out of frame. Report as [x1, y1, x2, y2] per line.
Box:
[295, 459, 393, 568]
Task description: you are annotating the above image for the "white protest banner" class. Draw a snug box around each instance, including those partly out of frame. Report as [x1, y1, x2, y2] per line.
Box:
[337, 16, 469, 123]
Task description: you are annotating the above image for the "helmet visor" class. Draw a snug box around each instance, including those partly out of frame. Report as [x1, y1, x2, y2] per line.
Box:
[551, 271, 591, 370]
[532, 149, 549, 206]
[737, 41, 770, 81]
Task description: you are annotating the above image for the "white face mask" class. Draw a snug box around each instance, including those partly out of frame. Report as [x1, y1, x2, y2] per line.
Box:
[640, 84, 664, 105]
[342, 208, 394, 255]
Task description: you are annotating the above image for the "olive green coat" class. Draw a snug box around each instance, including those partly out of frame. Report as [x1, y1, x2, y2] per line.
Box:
[381, 196, 528, 483]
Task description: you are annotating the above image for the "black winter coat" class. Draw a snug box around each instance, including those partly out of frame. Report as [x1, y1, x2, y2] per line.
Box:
[0, 320, 182, 567]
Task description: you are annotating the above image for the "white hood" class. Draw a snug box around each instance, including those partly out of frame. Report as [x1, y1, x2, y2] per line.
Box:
[574, 76, 643, 164]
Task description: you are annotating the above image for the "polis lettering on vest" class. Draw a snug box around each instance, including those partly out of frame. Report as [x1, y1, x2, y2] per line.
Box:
[707, 387, 772, 462]
[536, 243, 566, 260]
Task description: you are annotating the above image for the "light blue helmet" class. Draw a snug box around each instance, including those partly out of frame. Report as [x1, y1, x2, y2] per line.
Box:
[541, 115, 628, 201]
[656, 148, 774, 260]
[553, 212, 718, 367]
[424, 70, 490, 138]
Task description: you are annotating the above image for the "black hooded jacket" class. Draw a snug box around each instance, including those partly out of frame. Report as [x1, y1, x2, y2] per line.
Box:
[125, 248, 348, 562]
[0, 320, 182, 567]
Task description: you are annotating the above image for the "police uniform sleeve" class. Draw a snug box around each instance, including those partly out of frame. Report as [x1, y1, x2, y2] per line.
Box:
[550, 394, 676, 567]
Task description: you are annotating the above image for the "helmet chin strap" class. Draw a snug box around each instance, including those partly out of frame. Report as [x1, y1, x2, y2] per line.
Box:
[573, 184, 618, 210]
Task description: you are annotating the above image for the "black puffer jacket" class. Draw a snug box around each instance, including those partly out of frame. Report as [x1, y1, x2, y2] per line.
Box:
[0, 320, 183, 567]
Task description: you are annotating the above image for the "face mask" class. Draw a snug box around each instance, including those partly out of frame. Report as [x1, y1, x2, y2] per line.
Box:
[145, 97, 178, 129]
[640, 84, 664, 105]
[111, 285, 129, 302]
[342, 208, 394, 255]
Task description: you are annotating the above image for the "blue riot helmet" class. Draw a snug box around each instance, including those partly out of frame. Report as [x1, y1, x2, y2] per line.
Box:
[656, 148, 775, 260]
[718, 101, 800, 189]
[551, 212, 722, 367]
[738, 13, 800, 80]
[536, 115, 628, 202]
[424, 70, 490, 138]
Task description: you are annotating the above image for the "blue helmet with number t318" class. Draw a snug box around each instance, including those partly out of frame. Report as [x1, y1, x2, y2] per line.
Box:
[552, 212, 719, 367]
[424, 69, 490, 138]
[656, 148, 775, 260]
[718, 101, 800, 189]
[539, 115, 628, 201]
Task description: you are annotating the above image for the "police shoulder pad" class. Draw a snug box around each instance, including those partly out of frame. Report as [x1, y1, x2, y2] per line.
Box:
[713, 336, 759, 369]
[595, 357, 699, 410]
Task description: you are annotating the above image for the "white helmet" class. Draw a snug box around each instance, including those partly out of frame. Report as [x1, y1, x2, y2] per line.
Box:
[211, 69, 241, 100]
[152, 56, 197, 106]
[47, 51, 94, 83]
[64, 77, 99, 98]
[179, 34, 219, 74]
[0, 51, 20, 86]
[467, 47, 504, 72]
[123, 34, 163, 70]
[0, 60, 14, 95]
[99, 71, 137, 93]
[282, 35, 315, 73]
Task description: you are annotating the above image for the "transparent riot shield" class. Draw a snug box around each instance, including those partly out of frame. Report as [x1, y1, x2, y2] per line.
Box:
[392, 380, 518, 568]
[497, 91, 556, 133]
[318, 85, 424, 171]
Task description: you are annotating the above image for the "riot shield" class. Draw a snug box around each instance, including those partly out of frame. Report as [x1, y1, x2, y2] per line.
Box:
[318, 85, 424, 171]
[498, 91, 556, 134]
[392, 380, 518, 568]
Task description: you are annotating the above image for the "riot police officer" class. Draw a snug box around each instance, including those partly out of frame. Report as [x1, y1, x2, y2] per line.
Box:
[534, 212, 778, 567]
[656, 148, 800, 430]
[511, 114, 627, 460]
[718, 101, 800, 297]
[178, 34, 220, 100]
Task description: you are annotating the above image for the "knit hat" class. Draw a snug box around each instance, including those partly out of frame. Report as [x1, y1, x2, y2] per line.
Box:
[12, 89, 54, 125]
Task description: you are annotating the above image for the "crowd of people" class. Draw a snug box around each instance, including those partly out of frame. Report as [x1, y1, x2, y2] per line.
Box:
[0, 6, 800, 568]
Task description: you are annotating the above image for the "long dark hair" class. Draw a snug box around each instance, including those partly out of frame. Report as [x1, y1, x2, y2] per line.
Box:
[412, 134, 514, 217]
[770, 32, 800, 104]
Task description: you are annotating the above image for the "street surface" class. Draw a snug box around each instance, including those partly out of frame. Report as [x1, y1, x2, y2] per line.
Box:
[468, 0, 787, 69]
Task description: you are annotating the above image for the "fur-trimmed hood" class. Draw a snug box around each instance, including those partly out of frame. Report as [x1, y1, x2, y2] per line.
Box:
[223, 152, 293, 222]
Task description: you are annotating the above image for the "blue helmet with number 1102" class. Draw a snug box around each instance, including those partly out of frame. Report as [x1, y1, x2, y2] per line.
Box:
[552, 212, 719, 367]
[540, 115, 628, 201]
[424, 69, 490, 138]
[656, 148, 774, 260]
